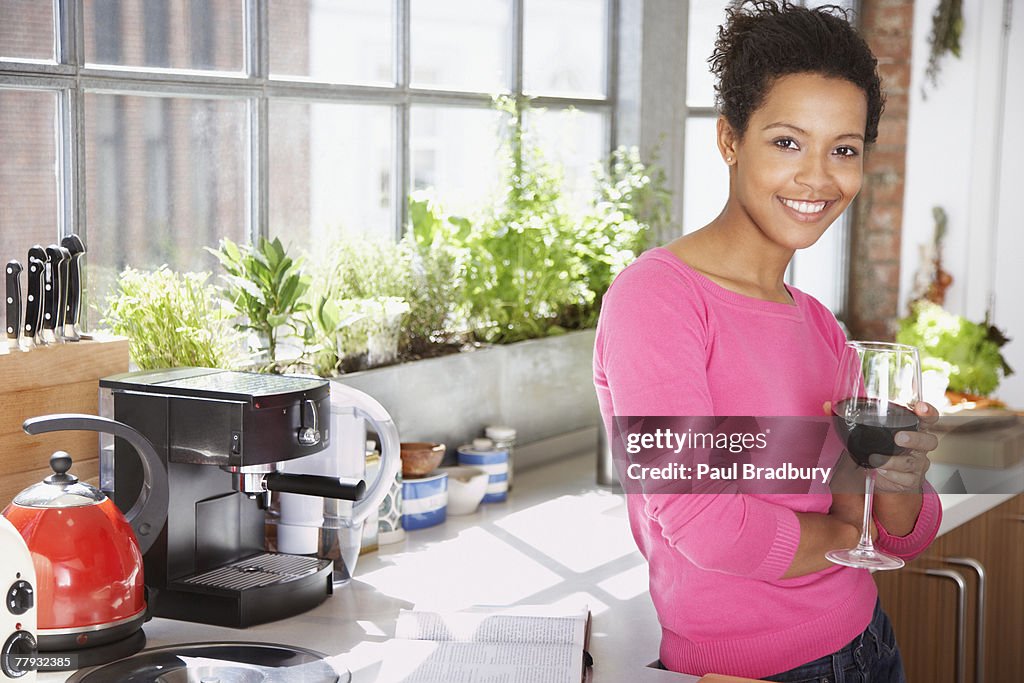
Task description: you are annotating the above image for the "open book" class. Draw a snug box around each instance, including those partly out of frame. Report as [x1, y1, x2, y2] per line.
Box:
[378, 605, 592, 683]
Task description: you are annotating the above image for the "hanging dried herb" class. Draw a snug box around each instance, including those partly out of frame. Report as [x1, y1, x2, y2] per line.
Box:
[924, 0, 964, 94]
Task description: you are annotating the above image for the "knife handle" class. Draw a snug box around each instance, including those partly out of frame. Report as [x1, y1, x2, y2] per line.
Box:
[55, 245, 70, 332]
[61, 234, 85, 327]
[25, 256, 44, 340]
[5, 260, 21, 341]
[44, 244, 69, 332]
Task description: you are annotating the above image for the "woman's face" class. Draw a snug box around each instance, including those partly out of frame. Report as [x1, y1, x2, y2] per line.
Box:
[721, 72, 868, 251]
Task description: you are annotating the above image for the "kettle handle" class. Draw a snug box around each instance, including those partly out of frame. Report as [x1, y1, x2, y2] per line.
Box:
[330, 382, 401, 527]
[351, 409, 400, 526]
[23, 413, 169, 555]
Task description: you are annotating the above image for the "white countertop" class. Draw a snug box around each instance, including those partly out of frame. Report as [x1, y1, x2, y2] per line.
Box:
[41, 453, 692, 683]
[40, 452, 1019, 682]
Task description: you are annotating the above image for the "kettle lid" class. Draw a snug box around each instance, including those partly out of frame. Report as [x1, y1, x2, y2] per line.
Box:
[13, 451, 106, 508]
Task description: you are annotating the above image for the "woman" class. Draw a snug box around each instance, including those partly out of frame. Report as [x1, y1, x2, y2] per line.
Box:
[593, 2, 942, 680]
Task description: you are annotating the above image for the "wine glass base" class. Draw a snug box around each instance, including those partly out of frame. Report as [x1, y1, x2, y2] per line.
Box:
[826, 548, 905, 570]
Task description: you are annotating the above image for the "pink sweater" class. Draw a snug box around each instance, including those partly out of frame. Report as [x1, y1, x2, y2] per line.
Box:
[593, 248, 941, 678]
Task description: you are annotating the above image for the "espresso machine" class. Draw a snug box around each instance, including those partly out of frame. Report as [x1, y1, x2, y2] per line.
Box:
[99, 368, 367, 628]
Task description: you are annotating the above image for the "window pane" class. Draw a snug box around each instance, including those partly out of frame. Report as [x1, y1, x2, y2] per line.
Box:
[526, 108, 607, 215]
[0, 1, 56, 62]
[84, 0, 245, 72]
[84, 93, 249, 314]
[682, 116, 728, 232]
[523, 0, 606, 98]
[686, 1, 730, 108]
[410, 106, 503, 217]
[269, 0, 393, 86]
[269, 101, 394, 245]
[0, 88, 59, 335]
[411, 0, 511, 93]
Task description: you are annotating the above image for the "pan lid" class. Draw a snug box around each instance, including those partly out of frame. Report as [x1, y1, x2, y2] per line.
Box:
[64, 642, 348, 682]
[13, 451, 105, 508]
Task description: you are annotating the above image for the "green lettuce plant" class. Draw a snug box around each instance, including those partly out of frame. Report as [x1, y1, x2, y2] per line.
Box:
[896, 301, 1014, 396]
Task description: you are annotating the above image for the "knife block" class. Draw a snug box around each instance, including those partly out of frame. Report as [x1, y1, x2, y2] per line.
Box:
[0, 336, 129, 507]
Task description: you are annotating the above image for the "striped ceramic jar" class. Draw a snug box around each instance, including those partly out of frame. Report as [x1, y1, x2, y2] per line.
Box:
[457, 438, 509, 503]
[401, 471, 448, 530]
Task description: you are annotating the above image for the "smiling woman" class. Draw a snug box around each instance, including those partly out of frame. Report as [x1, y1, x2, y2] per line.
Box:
[720, 73, 867, 258]
[594, 1, 943, 681]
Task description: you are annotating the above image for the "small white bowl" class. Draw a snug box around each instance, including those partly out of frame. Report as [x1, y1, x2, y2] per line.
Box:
[437, 466, 489, 515]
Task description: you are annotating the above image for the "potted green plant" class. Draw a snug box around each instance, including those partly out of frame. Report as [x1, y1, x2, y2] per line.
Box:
[208, 237, 311, 372]
[896, 301, 1014, 399]
[102, 266, 245, 370]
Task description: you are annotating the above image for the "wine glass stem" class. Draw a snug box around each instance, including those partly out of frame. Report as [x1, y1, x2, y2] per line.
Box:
[857, 469, 877, 552]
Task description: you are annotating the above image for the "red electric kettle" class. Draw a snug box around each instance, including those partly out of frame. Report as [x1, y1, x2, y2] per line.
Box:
[2, 414, 168, 670]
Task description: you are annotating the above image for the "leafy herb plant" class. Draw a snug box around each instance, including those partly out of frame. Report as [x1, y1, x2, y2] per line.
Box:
[463, 96, 589, 343]
[404, 192, 471, 351]
[102, 266, 245, 370]
[301, 234, 413, 375]
[208, 237, 311, 372]
[567, 146, 671, 328]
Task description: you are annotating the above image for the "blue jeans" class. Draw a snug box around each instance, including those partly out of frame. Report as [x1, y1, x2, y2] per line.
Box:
[763, 600, 906, 683]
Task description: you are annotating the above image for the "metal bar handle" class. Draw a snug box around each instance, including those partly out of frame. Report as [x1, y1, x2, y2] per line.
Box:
[917, 568, 968, 683]
[944, 556, 986, 683]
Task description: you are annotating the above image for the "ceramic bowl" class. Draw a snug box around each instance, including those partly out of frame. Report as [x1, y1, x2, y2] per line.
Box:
[400, 442, 445, 478]
[437, 466, 489, 516]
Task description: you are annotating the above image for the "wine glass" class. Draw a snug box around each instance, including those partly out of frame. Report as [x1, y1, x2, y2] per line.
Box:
[827, 341, 922, 570]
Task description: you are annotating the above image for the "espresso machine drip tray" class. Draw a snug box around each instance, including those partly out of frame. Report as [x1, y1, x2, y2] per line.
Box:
[180, 553, 330, 591]
[155, 553, 334, 627]
[65, 642, 349, 682]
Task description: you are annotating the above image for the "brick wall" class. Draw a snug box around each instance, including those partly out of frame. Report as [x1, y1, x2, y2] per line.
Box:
[847, 0, 915, 340]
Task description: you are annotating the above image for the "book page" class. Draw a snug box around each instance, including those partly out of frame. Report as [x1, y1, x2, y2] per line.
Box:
[395, 610, 586, 649]
[378, 639, 583, 683]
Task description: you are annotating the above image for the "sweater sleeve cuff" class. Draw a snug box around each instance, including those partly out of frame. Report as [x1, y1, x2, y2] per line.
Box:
[749, 497, 802, 581]
[646, 494, 802, 580]
[875, 481, 942, 560]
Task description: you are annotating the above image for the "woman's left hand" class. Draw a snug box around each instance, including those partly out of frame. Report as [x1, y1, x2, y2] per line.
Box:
[872, 401, 939, 493]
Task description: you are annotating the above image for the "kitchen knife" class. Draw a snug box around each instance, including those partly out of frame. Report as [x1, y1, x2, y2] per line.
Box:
[61, 234, 86, 341]
[26, 247, 46, 348]
[5, 260, 22, 353]
[44, 244, 70, 343]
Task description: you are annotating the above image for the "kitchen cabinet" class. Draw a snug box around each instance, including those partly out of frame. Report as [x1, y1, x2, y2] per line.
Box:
[875, 493, 1024, 683]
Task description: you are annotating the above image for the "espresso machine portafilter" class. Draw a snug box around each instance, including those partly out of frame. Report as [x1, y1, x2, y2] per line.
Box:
[99, 368, 365, 628]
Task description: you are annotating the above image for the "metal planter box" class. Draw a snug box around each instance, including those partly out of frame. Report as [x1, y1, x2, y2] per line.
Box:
[334, 329, 599, 458]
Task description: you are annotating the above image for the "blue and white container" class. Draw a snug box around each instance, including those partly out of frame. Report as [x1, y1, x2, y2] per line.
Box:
[457, 438, 509, 503]
[401, 471, 448, 530]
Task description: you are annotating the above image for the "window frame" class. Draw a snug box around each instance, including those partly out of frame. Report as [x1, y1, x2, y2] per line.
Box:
[0, 0, 619, 249]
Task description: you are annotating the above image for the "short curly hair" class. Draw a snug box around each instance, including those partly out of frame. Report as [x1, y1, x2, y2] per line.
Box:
[709, 0, 884, 144]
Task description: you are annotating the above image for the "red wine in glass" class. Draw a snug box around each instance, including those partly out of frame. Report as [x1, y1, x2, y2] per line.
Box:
[827, 341, 922, 571]
[832, 398, 919, 469]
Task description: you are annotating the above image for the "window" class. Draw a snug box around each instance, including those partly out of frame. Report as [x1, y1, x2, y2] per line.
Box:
[0, 87, 61, 275]
[0, 0, 616, 332]
[681, 0, 858, 316]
